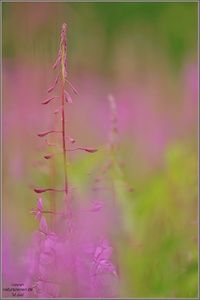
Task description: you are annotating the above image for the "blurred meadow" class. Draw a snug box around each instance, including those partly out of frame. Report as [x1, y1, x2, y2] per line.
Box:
[2, 2, 198, 298]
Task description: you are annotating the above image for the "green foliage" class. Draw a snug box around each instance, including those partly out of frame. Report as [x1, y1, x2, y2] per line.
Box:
[2, 2, 198, 70]
[118, 141, 198, 297]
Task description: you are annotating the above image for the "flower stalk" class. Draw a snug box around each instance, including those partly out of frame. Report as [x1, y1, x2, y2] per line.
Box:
[28, 23, 119, 298]
[61, 25, 68, 195]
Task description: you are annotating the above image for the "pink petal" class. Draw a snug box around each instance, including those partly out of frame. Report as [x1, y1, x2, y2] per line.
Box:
[35, 211, 42, 221]
[99, 247, 113, 260]
[40, 216, 48, 233]
[95, 246, 102, 260]
[97, 261, 115, 273]
[37, 198, 43, 211]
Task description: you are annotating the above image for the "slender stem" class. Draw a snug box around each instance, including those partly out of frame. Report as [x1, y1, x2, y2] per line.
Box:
[50, 151, 56, 229]
[43, 210, 64, 215]
[48, 109, 56, 231]
[61, 44, 68, 195]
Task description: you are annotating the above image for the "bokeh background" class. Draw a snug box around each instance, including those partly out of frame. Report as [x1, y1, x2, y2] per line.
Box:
[2, 2, 198, 298]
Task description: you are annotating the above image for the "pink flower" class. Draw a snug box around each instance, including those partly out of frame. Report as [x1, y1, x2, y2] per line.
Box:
[30, 198, 43, 220]
[89, 238, 117, 292]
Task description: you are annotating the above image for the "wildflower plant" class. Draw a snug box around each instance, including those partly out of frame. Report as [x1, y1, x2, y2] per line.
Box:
[26, 23, 118, 298]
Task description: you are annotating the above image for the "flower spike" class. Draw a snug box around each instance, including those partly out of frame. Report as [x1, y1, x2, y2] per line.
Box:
[29, 24, 114, 298]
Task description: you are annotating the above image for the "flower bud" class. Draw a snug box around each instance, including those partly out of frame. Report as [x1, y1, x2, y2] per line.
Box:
[80, 147, 98, 153]
[64, 90, 73, 104]
[38, 130, 61, 137]
[44, 154, 54, 159]
[42, 97, 55, 105]
[47, 83, 58, 93]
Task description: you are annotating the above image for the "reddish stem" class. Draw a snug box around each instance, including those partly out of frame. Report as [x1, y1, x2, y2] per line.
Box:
[43, 210, 64, 215]
[61, 44, 68, 195]
[49, 115, 56, 231]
